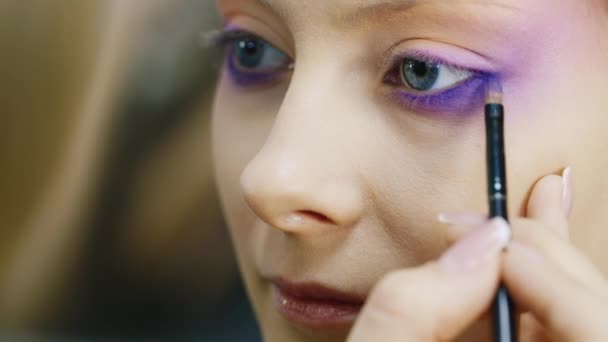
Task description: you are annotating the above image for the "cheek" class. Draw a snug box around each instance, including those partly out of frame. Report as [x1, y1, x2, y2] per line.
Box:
[500, 56, 608, 216]
[210, 73, 285, 228]
[358, 106, 490, 263]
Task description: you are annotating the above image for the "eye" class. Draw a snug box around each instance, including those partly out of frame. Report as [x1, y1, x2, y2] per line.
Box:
[230, 35, 290, 72]
[208, 28, 293, 86]
[400, 58, 473, 92]
[382, 53, 492, 114]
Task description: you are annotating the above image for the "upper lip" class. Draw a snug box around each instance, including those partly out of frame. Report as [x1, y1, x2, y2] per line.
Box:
[271, 277, 366, 304]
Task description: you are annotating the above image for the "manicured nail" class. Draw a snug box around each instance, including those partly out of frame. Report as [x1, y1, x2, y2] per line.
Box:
[440, 218, 511, 272]
[437, 212, 487, 225]
[562, 167, 573, 219]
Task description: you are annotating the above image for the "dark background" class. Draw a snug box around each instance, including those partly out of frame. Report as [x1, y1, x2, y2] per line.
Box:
[1, 1, 260, 340]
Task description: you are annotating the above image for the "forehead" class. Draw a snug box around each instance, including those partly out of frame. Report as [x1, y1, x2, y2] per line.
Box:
[217, 0, 596, 64]
[219, 0, 580, 33]
[259, 0, 521, 9]
[254, 0, 528, 19]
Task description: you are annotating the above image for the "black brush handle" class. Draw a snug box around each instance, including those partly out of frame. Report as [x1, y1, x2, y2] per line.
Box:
[485, 103, 517, 342]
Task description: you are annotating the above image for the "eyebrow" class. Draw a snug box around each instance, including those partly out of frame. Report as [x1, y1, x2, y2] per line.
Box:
[343, 0, 521, 26]
[257, 0, 275, 11]
[346, 0, 421, 23]
[254, 0, 291, 20]
[254, 0, 421, 24]
[254, 0, 521, 30]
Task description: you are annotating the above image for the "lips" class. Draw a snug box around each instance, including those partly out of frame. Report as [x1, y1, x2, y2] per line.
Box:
[271, 278, 365, 328]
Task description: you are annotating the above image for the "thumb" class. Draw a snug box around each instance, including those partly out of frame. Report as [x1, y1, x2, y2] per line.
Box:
[348, 219, 511, 342]
[525, 174, 569, 238]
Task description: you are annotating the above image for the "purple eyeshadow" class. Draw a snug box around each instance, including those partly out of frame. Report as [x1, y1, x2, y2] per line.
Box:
[218, 28, 493, 115]
[390, 75, 490, 116]
[226, 51, 279, 86]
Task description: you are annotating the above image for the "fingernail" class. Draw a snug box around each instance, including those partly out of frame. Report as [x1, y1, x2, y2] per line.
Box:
[437, 212, 487, 225]
[440, 218, 511, 272]
[562, 167, 573, 219]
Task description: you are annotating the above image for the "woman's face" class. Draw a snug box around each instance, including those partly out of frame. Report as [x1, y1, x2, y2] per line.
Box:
[212, 0, 608, 340]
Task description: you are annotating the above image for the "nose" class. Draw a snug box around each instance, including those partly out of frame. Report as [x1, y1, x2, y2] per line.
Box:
[240, 73, 364, 235]
[241, 146, 364, 234]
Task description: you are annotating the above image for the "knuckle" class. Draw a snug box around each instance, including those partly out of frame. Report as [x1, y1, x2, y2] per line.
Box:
[577, 297, 608, 340]
[365, 268, 439, 340]
[510, 218, 557, 248]
[547, 289, 607, 341]
[369, 271, 417, 316]
[513, 213, 568, 242]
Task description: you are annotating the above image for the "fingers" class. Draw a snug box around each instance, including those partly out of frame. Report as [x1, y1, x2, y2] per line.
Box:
[437, 168, 608, 341]
[503, 242, 608, 341]
[518, 313, 551, 342]
[525, 174, 568, 238]
[441, 168, 572, 242]
[439, 213, 487, 246]
[348, 219, 510, 342]
[514, 169, 603, 292]
[508, 217, 607, 294]
[438, 212, 487, 226]
[442, 169, 604, 290]
[443, 217, 605, 295]
[562, 166, 573, 219]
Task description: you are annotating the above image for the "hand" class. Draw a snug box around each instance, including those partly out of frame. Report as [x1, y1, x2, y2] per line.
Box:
[347, 168, 608, 341]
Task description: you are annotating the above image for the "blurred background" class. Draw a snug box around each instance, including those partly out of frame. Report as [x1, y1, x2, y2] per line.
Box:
[0, 0, 260, 340]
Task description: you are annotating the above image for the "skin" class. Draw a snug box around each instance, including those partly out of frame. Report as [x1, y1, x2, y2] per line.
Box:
[211, 0, 608, 340]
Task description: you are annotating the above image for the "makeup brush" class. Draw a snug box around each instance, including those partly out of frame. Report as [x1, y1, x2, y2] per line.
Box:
[485, 79, 517, 342]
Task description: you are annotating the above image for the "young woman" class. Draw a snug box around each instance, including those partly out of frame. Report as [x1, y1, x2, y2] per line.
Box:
[210, 0, 608, 340]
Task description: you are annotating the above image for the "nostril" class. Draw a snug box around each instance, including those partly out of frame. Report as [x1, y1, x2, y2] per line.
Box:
[295, 210, 334, 224]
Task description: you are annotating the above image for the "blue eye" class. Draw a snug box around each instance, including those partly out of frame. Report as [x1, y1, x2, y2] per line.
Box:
[234, 38, 266, 68]
[400, 58, 473, 92]
[232, 37, 289, 71]
[401, 59, 440, 91]
[384, 54, 491, 114]
[213, 29, 292, 86]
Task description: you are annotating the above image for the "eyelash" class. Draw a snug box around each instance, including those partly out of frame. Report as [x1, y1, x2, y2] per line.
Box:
[206, 28, 493, 113]
[206, 29, 293, 86]
[382, 52, 491, 114]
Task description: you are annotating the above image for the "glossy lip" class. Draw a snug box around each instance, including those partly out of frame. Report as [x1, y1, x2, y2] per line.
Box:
[270, 278, 365, 329]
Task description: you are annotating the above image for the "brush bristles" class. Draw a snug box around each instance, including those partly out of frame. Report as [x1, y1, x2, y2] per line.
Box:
[486, 79, 503, 104]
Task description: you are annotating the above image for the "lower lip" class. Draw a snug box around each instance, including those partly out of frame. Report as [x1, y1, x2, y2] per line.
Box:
[272, 284, 363, 328]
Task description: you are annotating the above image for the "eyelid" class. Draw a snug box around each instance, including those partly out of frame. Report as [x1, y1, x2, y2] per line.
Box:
[377, 40, 496, 115]
[204, 27, 294, 70]
[209, 13, 295, 58]
[204, 28, 261, 49]
[380, 39, 499, 79]
[387, 51, 485, 78]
